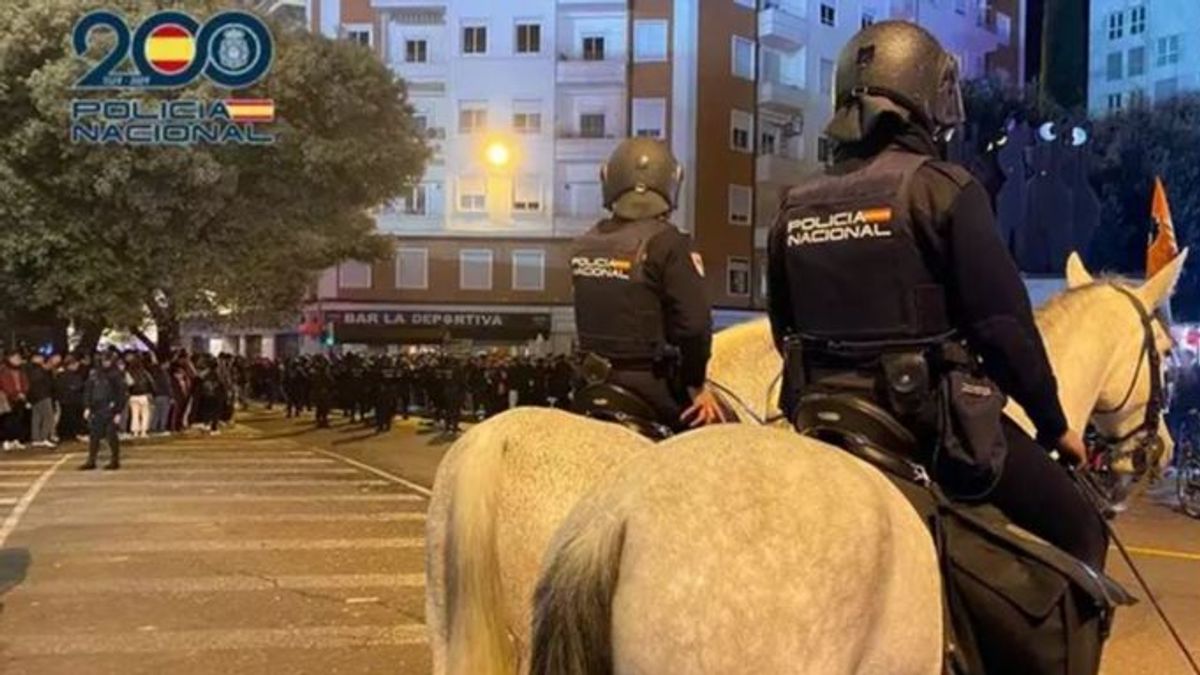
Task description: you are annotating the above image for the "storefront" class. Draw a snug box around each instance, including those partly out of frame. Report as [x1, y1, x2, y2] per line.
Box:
[323, 309, 554, 346]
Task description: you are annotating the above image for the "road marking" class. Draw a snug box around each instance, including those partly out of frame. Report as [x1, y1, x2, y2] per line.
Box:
[0, 482, 34, 489]
[21, 511, 427, 526]
[13, 573, 425, 595]
[118, 458, 338, 465]
[0, 454, 72, 548]
[1123, 545, 1200, 562]
[3, 623, 428, 655]
[0, 497, 18, 506]
[310, 447, 433, 498]
[0, 470, 48, 476]
[38, 494, 423, 504]
[40, 537, 424, 553]
[44, 479, 392, 488]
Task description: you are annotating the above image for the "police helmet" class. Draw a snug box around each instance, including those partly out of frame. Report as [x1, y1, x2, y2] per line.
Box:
[825, 21, 965, 144]
[600, 138, 683, 221]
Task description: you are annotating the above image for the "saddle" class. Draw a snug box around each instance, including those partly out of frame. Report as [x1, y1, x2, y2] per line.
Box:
[572, 382, 673, 441]
[793, 393, 1136, 675]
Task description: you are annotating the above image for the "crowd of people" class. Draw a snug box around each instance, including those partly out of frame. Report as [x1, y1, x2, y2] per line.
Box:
[0, 345, 582, 451]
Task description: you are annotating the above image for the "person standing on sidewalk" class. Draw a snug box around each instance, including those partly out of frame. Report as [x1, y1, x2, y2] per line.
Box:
[0, 349, 29, 451]
[147, 353, 173, 436]
[82, 351, 128, 470]
[125, 356, 153, 439]
[26, 353, 56, 448]
[54, 355, 87, 442]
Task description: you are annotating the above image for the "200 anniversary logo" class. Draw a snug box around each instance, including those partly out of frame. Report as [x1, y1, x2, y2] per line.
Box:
[70, 9, 276, 145]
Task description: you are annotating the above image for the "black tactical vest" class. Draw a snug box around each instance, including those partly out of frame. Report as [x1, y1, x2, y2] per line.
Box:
[571, 218, 673, 360]
[779, 150, 951, 341]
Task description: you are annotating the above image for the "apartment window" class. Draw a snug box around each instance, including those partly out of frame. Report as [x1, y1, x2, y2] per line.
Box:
[338, 261, 372, 289]
[733, 0, 757, 7]
[457, 176, 486, 212]
[395, 248, 428, 290]
[1156, 35, 1181, 66]
[516, 22, 541, 54]
[997, 14, 1012, 44]
[730, 109, 753, 152]
[1129, 88, 1148, 108]
[1130, 6, 1146, 36]
[632, 98, 667, 139]
[728, 185, 752, 226]
[861, 12, 875, 28]
[1106, 52, 1123, 81]
[462, 24, 487, 54]
[513, 100, 542, 134]
[1155, 77, 1179, 101]
[403, 184, 428, 216]
[512, 250, 546, 291]
[459, 249, 493, 290]
[820, 3, 836, 27]
[817, 136, 833, 163]
[760, 129, 778, 156]
[583, 36, 605, 61]
[344, 26, 371, 46]
[820, 58, 835, 95]
[1128, 47, 1146, 77]
[405, 39, 428, 63]
[580, 113, 606, 138]
[1107, 93, 1123, 111]
[513, 176, 542, 212]
[634, 20, 669, 62]
[458, 101, 487, 134]
[412, 114, 428, 134]
[727, 257, 751, 297]
[732, 36, 755, 80]
[1108, 12, 1123, 40]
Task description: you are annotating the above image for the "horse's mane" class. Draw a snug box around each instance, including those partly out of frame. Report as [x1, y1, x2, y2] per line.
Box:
[1034, 277, 1133, 334]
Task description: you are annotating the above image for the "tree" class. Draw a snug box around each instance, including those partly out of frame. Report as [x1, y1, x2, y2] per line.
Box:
[0, 0, 428, 356]
[1089, 95, 1200, 319]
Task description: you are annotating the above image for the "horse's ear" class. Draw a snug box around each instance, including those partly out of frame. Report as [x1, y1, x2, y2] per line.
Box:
[1064, 252, 1094, 289]
[1137, 248, 1189, 310]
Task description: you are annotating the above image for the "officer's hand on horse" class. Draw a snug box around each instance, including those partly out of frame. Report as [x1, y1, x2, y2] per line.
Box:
[681, 386, 726, 428]
[1055, 429, 1089, 468]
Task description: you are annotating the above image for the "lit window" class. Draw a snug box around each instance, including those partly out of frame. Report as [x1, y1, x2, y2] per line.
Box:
[460, 249, 494, 290]
[513, 176, 542, 212]
[395, 248, 428, 290]
[632, 98, 667, 139]
[728, 185, 752, 226]
[405, 39, 427, 63]
[463, 24, 487, 54]
[820, 4, 836, 27]
[730, 109, 753, 152]
[634, 20, 668, 62]
[516, 23, 541, 54]
[727, 257, 751, 297]
[458, 102, 487, 133]
[732, 36, 755, 80]
[338, 261, 372, 289]
[512, 250, 545, 291]
[457, 176, 486, 213]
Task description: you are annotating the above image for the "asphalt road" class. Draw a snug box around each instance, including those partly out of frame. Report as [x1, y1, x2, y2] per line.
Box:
[0, 407, 1196, 674]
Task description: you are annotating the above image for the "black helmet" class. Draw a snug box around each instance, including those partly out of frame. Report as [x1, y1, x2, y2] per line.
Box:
[825, 21, 964, 143]
[600, 138, 683, 220]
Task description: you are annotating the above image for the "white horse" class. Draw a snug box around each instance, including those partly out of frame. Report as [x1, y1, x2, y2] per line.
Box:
[527, 251, 1186, 674]
[427, 251, 1185, 675]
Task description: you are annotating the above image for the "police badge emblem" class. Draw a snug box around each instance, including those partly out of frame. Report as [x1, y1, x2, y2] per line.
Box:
[216, 27, 251, 71]
[690, 252, 705, 277]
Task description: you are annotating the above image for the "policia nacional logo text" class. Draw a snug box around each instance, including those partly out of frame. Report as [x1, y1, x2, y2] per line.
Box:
[787, 207, 894, 246]
[571, 256, 633, 280]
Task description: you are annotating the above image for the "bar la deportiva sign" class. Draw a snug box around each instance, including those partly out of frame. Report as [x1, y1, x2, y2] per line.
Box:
[327, 310, 550, 330]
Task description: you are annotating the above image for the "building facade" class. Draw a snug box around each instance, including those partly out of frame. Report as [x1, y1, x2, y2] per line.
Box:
[189, 0, 1021, 357]
[1088, 0, 1200, 116]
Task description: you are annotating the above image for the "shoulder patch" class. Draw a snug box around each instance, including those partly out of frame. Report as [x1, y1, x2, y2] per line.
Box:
[925, 161, 976, 189]
[690, 252, 705, 278]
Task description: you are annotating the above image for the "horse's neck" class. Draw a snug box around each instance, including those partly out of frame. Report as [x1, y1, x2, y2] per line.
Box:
[1007, 303, 1117, 436]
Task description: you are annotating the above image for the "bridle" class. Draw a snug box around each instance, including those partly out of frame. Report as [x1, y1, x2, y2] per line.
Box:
[1088, 284, 1169, 476]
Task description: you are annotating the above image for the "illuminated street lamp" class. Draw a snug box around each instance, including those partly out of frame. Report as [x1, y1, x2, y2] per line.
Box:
[485, 141, 511, 168]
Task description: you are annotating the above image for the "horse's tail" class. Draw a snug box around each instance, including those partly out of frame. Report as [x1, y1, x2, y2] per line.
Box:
[529, 510, 628, 675]
[445, 423, 517, 675]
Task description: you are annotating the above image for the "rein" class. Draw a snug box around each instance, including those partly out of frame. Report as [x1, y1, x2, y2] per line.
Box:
[706, 372, 788, 427]
[1089, 284, 1167, 474]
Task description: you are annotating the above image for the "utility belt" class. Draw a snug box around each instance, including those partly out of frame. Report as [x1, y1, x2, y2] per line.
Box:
[578, 346, 680, 387]
[783, 332, 1008, 500]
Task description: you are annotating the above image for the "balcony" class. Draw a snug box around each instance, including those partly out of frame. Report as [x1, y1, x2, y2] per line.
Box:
[759, 80, 806, 113]
[556, 134, 621, 162]
[757, 153, 804, 186]
[556, 58, 627, 86]
[759, 4, 807, 52]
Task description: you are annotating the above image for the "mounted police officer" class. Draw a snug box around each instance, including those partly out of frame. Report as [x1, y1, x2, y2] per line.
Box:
[570, 138, 724, 432]
[766, 22, 1106, 571]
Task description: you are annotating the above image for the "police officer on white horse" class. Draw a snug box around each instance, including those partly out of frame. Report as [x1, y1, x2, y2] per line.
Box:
[571, 138, 724, 433]
[766, 22, 1107, 570]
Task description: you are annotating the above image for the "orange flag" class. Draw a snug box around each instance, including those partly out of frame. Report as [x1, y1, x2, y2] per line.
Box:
[1147, 176, 1179, 277]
